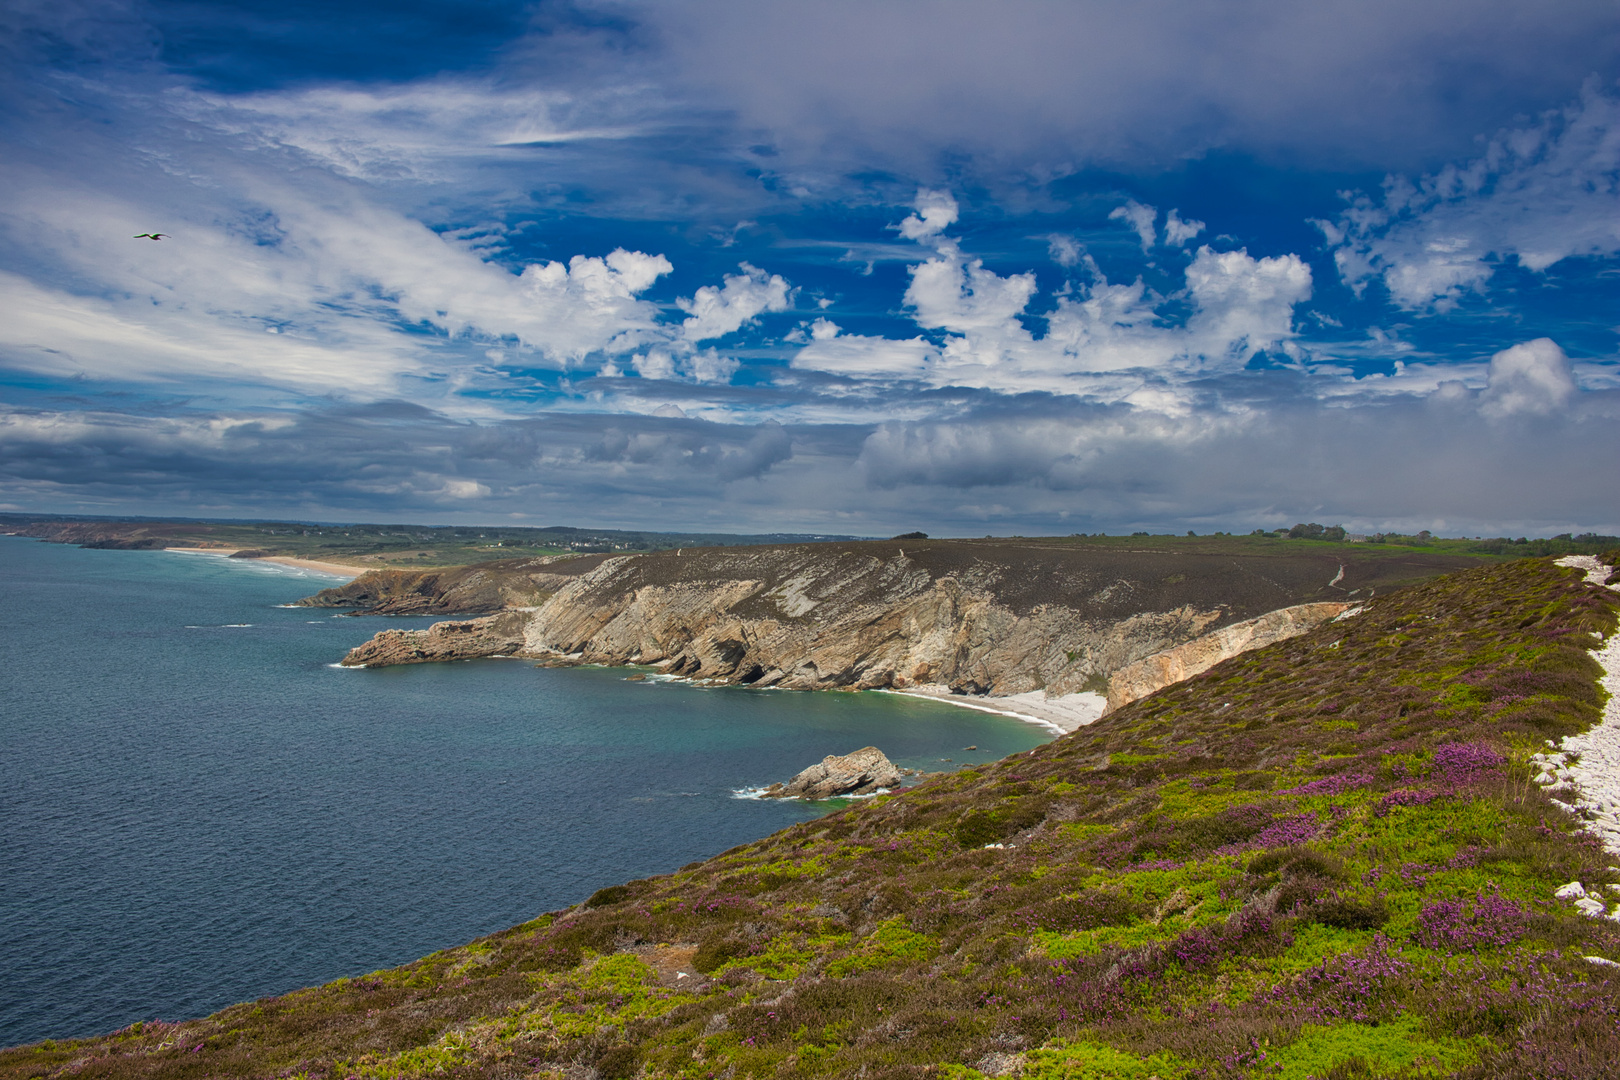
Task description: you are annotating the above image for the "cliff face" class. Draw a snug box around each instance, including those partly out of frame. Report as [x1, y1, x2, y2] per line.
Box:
[326, 538, 1469, 698]
[295, 554, 619, 615]
[1103, 600, 1354, 713]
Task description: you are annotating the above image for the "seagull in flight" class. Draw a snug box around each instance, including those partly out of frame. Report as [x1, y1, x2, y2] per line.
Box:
[133, 233, 169, 240]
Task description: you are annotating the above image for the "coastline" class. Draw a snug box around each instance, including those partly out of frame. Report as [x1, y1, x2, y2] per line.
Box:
[880, 685, 1107, 735]
[164, 547, 361, 581]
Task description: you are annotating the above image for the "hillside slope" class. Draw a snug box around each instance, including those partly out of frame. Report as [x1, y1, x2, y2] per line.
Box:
[322, 537, 1487, 698]
[6, 554, 1618, 1079]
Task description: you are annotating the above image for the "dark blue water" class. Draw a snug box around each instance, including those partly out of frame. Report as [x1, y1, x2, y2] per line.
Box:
[0, 538, 1046, 1047]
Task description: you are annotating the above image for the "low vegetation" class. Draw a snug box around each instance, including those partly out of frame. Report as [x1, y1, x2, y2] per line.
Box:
[3, 557, 1618, 1079]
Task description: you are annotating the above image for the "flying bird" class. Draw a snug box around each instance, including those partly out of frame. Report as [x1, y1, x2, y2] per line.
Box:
[133, 233, 169, 240]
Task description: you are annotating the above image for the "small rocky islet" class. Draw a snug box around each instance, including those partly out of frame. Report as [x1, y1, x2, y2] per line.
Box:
[757, 747, 906, 801]
[6, 550, 1620, 1078]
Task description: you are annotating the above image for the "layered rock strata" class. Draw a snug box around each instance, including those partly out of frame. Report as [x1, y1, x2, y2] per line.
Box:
[1103, 601, 1355, 713]
[326, 539, 1430, 700]
[341, 612, 530, 666]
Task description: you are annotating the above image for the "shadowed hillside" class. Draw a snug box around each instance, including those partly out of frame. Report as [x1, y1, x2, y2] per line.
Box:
[6, 554, 1618, 1078]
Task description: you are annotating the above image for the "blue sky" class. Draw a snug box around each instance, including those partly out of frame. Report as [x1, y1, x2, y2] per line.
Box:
[2, 0, 1618, 536]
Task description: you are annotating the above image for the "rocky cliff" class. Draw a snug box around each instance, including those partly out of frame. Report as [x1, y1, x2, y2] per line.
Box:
[1103, 600, 1355, 713]
[325, 537, 1482, 700]
[294, 554, 619, 615]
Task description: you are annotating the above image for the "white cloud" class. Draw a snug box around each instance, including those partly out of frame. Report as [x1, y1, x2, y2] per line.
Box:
[632, 349, 679, 381]
[786, 229, 1317, 399]
[1108, 201, 1157, 250]
[686, 348, 741, 384]
[180, 82, 651, 183]
[1046, 234, 1083, 266]
[896, 189, 959, 240]
[792, 213, 1313, 396]
[1182, 246, 1313, 362]
[630, 346, 740, 384]
[439, 478, 491, 499]
[1325, 86, 1620, 309]
[677, 262, 791, 342]
[790, 330, 938, 379]
[1163, 209, 1205, 246]
[1479, 337, 1577, 418]
[905, 243, 1039, 333]
[0, 270, 424, 395]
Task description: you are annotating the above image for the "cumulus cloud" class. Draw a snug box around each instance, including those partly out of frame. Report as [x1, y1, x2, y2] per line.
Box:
[794, 202, 1312, 394]
[678, 263, 791, 342]
[896, 189, 959, 240]
[905, 244, 1038, 333]
[1182, 247, 1312, 362]
[1163, 209, 1205, 247]
[1323, 86, 1620, 309]
[1479, 338, 1577, 419]
[630, 346, 741, 384]
[1046, 234, 1083, 267]
[1109, 201, 1157, 250]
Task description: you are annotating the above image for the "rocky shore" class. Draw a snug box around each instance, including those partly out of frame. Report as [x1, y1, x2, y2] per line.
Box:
[320, 538, 1472, 709]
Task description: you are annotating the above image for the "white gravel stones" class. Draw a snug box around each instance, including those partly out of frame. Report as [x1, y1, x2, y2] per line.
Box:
[1585, 955, 1620, 968]
[1576, 896, 1609, 917]
[1535, 558, 1620, 916]
[1558, 555, 1616, 588]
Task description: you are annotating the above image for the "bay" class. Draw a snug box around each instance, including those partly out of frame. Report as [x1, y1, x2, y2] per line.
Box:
[0, 537, 1047, 1047]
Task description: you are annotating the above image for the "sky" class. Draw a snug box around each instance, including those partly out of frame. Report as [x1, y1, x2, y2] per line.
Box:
[1, 0, 1618, 537]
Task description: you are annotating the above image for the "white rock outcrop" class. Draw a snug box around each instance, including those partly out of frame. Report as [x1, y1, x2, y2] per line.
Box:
[1103, 601, 1353, 713]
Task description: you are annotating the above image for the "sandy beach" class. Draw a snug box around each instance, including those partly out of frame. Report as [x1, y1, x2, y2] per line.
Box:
[882, 685, 1107, 734]
[164, 547, 362, 581]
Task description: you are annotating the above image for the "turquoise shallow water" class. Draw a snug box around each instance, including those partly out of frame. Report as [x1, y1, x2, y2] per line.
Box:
[0, 538, 1047, 1047]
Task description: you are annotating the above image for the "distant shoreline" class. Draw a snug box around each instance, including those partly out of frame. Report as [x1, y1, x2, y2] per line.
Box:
[164, 547, 362, 581]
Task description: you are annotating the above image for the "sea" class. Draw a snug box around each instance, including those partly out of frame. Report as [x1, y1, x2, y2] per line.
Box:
[0, 537, 1048, 1048]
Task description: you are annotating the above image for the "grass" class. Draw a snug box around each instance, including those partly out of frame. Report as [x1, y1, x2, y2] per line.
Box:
[2, 556, 1617, 1079]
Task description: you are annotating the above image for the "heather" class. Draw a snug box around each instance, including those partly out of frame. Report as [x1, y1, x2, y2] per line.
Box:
[4, 557, 1616, 1080]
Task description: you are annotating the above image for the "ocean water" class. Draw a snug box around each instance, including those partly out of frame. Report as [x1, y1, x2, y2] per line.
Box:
[0, 538, 1047, 1047]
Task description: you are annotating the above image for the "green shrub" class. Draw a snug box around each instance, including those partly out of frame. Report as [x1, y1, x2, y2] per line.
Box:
[692, 935, 753, 973]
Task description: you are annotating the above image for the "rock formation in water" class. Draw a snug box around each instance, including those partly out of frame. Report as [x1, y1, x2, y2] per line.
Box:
[322, 538, 1478, 703]
[338, 612, 531, 666]
[760, 747, 902, 799]
[1103, 601, 1354, 713]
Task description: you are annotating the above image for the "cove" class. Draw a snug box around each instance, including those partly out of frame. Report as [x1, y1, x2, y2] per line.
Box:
[0, 537, 1047, 1047]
